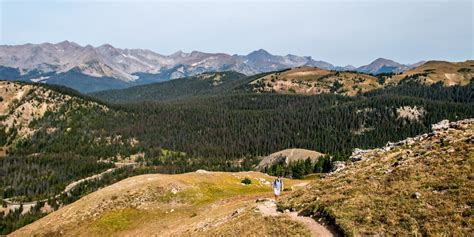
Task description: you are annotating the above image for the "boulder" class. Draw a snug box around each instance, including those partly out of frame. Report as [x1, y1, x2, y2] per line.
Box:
[432, 120, 450, 131]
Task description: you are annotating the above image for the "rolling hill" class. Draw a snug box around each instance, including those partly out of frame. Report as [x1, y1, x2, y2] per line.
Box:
[10, 172, 319, 236]
[256, 148, 325, 170]
[10, 118, 473, 236]
[92, 60, 474, 103]
[1, 76, 473, 234]
[391, 60, 474, 86]
[245, 66, 381, 96]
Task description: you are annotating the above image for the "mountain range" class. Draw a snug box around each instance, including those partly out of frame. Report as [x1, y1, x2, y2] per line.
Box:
[0, 41, 423, 92]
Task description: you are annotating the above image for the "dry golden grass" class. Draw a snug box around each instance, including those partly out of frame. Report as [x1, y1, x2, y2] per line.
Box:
[11, 171, 312, 237]
[203, 208, 311, 237]
[281, 120, 474, 236]
[250, 61, 473, 96]
[250, 67, 381, 96]
[390, 60, 474, 86]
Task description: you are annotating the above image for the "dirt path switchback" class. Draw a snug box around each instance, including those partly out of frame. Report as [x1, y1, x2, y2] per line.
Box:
[256, 199, 334, 237]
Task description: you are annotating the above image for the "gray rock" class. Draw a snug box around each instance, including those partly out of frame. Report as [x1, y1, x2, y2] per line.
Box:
[432, 120, 450, 131]
[412, 192, 422, 199]
[330, 161, 347, 173]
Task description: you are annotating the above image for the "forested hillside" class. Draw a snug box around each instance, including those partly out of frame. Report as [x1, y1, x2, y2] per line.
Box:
[2, 78, 473, 200]
[90, 71, 259, 103]
[92, 61, 473, 103]
[1, 73, 473, 234]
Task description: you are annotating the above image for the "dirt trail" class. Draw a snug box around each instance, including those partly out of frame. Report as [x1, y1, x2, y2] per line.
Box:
[2, 162, 137, 214]
[257, 199, 333, 237]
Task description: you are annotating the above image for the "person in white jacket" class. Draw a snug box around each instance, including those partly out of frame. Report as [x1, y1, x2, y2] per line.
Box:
[272, 176, 284, 201]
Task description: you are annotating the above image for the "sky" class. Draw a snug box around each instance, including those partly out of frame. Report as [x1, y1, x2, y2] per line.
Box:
[0, 0, 472, 66]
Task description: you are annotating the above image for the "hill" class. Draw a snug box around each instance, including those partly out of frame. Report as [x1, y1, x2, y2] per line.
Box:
[1, 79, 474, 234]
[245, 66, 381, 96]
[280, 119, 474, 235]
[92, 60, 473, 103]
[10, 171, 323, 236]
[390, 60, 474, 86]
[90, 71, 251, 103]
[256, 148, 325, 169]
[244, 60, 473, 96]
[0, 80, 110, 153]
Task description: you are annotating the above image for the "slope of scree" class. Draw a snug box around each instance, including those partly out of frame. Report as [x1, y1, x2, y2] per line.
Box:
[281, 118, 474, 236]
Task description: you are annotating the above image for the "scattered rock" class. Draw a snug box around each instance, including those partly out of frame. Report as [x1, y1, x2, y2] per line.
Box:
[255, 198, 266, 203]
[432, 120, 450, 131]
[330, 161, 346, 173]
[195, 169, 209, 174]
[412, 192, 422, 199]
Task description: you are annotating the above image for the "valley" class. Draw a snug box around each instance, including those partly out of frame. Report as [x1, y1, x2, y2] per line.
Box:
[2, 0, 472, 235]
[0, 57, 472, 236]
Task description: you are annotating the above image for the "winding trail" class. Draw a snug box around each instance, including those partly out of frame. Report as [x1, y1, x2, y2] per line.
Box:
[2, 162, 137, 214]
[257, 199, 333, 237]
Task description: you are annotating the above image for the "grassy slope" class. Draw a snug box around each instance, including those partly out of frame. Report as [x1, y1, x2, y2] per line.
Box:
[247, 61, 473, 96]
[281, 119, 474, 236]
[11, 171, 311, 236]
[248, 66, 381, 96]
[391, 60, 474, 86]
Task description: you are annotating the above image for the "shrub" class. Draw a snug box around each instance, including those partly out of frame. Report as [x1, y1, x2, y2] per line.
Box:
[241, 177, 252, 185]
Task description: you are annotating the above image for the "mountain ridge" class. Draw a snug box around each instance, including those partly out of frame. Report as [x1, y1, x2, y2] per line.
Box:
[0, 41, 430, 92]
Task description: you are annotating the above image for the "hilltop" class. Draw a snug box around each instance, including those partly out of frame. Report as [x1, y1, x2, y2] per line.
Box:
[10, 171, 327, 236]
[246, 66, 381, 96]
[391, 60, 474, 86]
[0, 81, 109, 154]
[256, 148, 325, 170]
[281, 119, 474, 235]
[245, 60, 473, 96]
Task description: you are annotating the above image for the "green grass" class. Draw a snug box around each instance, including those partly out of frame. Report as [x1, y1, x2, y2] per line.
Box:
[92, 208, 147, 234]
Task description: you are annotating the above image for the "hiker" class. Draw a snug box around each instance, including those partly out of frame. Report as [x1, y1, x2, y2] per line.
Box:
[272, 176, 284, 201]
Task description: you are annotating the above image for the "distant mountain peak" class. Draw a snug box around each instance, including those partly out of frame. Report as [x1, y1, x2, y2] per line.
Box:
[0, 41, 425, 92]
[357, 57, 407, 74]
[98, 43, 115, 49]
[370, 57, 401, 66]
[247, 49, 272, 57]
[170, 50, 188, 58]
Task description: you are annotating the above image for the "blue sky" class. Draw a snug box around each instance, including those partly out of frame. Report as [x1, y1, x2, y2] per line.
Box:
[0, 0, 472, 66]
